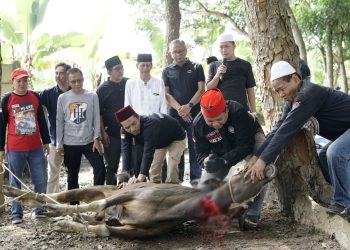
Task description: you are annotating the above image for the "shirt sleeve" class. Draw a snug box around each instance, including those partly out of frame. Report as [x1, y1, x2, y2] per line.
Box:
[196, 64, 206, 83]
[35, 93, 51, 145]
[245, 62, 256, 88]
[259, 97, 321, 164]
[124, 79, 132, 107]
[193, 124, 211, 167]
[221, 108, 255, 166]
[206, 62, 217, 84]
[121, 129, 133, 172]
[56, 95, 64, 148]
[95, 86, 104, 115]
[0, 94, 10, 151]
[139, 122, 158, 175]
[162, 69, 170, 87]
[159, 79, 168, 114]
[93, 93, 101, 139]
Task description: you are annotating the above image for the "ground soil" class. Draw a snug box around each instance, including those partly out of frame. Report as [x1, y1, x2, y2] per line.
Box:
[0, 160, 342, 250]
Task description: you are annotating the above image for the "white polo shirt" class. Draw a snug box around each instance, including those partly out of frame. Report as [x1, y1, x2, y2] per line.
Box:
[124, 76, 167, 115]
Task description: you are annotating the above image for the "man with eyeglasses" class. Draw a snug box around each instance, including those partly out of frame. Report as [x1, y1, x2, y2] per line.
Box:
[96, 56, 128, 185]
[162, 39, 205, 184]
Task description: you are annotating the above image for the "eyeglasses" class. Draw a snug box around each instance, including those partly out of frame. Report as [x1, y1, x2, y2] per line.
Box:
[111, 65, 124, 71]
[171, 49, 186, 55]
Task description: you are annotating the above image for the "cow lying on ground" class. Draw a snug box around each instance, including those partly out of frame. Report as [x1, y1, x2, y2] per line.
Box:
[4, 164, 276, 238]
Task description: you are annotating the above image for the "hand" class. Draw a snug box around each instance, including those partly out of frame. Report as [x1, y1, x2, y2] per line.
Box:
[177, 105, 191, 118]
[43, 144, 50, 157]
[93, 139, 103, 155]
[181, 113, 193, 123]
[215, 64, 227, 78]
[203, 154, 227, 173]
[0, 151, 5, 163]
[102, 131, 110, 146]
[244, 158, 266, 181]
[244, 155, 258, 171]
[56, 148, 64, 157]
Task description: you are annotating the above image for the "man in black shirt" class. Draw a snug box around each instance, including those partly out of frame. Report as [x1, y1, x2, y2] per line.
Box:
[162, 39, 205, 183]
[247, 61, 350, 217]
[96, 56, 128, 185]
[193, 88, 267, 229]
[116, 106, 186, 184]
[207, 33, 256, 112]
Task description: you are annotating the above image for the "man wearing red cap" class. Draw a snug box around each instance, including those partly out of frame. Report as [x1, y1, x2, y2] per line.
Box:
[116, 105, 186, 184]
[0, 68, 50, 224]
[193, 88, 267, 229]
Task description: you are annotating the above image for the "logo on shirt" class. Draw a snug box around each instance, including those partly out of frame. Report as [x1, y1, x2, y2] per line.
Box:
[205, 130, 222, 143]
[153, 93, 159, 96]
[292, 101, 301, 110]
[69, 102, 87, 124]
[228, 126, 235, 134]
[187, 70, 192, 74]
[12, 103, 36, 135]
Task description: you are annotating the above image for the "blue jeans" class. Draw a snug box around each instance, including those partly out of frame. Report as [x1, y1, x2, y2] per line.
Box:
[175, 116, 201, 181]
[7, 148, 47, 219]
[318, 128, 350, 208]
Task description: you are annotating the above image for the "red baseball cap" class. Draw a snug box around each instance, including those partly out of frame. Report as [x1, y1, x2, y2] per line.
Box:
[11, 68, 29, 80]
[200, 88, 226, 118]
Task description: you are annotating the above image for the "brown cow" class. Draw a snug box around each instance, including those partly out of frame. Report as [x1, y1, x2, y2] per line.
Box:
[4, 164, 276, 238]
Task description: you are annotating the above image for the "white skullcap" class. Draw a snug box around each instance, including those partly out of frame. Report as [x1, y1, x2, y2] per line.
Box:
[270, 61, 296, 81]
[218, 33, 234, 43]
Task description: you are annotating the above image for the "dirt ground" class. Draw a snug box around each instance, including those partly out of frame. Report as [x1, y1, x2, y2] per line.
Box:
[0, 160, 342, 250]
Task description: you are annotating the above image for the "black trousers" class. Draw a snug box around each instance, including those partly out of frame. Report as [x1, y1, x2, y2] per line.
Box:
[64, 142, 105, 191]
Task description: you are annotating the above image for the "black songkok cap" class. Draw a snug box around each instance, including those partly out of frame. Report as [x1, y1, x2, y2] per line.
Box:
[137, 54, 152, 62]
[105, 56, 122, 70]
[114, 105, 136, 123]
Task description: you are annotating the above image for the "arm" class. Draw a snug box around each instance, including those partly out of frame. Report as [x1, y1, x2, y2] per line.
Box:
[193, 126, 211, 167]
[35, 94, 51, 145]
[96, 87, 109, 145]
[121, 129, 133, 172]
[159, 80, 168, 114]
[124, 80, 132, 107]
[56, 96, 64, 149]
[206, 62, 226, 90]
[92, 94, 102, 155]
[178, 81, 205, 118]
[165, 86, 181, 111]
[246, 87, 256, 112]
[0, 95, 10, 151]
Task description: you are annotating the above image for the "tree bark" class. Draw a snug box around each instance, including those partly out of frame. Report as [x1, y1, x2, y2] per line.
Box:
[325, 25, 334, 88]
[286, 3, 307, 63]
[0, 36, 4, 213]
[163, 0, 181, 66]
[338, 31, 348, 94]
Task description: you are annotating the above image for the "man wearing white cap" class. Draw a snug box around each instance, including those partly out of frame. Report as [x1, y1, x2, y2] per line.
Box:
[246, 60, 350, 218]
[207, 33, 256, 113]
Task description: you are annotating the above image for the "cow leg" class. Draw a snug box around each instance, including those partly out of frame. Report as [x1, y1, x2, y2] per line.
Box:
[45, 193, 134, 216]
[54, 220, 110, 237]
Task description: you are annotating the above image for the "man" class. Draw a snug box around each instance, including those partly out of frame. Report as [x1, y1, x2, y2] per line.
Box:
[124, 53, 167, 179]
[40, 62, 71, 193]
[162, 39, 205, 183]
[125, 53, 167, 115]
[193, 88, 267, 229]
[56, 68, 105, 196]
[207, 33, 256, 112]
[116, 105, 186, 184]
[0, 68, 50, 224]
[96, 56, 128, 185]
[246, 60, 350, 217]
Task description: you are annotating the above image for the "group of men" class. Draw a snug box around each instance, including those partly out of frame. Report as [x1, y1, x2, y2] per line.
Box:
[1, 31, 350, 230]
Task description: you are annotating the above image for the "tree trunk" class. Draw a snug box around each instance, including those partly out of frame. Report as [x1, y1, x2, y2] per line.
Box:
[319, 45, 327, 73]
[163, 0, 181, 66]
[286, 3, 307, 63]
[0, 38, 4, 213]
[338, 32, 348, 94]
[325, 25, 334, 88]
[243, 0, 299, 131]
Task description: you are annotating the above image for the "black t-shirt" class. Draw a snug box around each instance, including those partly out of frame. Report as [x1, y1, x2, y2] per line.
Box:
[256, 80, 350, 164]
[162, 60, 205, 117]
[121, 113, 186, 175]
[193, 100, 256, 167]
[96, 77, 128, 138]
[207, 58, 256, 110]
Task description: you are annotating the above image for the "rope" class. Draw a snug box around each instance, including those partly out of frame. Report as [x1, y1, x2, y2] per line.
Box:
[228, 175, 237, 204]
[1, 161, 60, 204]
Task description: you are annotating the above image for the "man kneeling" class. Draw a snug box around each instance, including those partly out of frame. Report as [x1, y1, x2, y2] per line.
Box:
[116, 106, 186, 184]
[193, 88, 268, 230]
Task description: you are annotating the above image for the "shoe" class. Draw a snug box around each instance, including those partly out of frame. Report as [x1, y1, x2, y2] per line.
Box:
[327, 204, 346, 215]
[339, 207, 350, 218]
[12, 217, 23, 224]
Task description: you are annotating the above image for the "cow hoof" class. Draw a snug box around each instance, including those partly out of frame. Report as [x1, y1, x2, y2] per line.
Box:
[264, 164, 277, 180]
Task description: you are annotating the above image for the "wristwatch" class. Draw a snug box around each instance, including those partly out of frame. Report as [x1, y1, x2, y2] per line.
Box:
[188, 102, 194, 108]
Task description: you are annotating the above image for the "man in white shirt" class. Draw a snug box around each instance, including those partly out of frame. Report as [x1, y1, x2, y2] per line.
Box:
[124, 54, 167, 115]
[124, 53, 168, 180]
